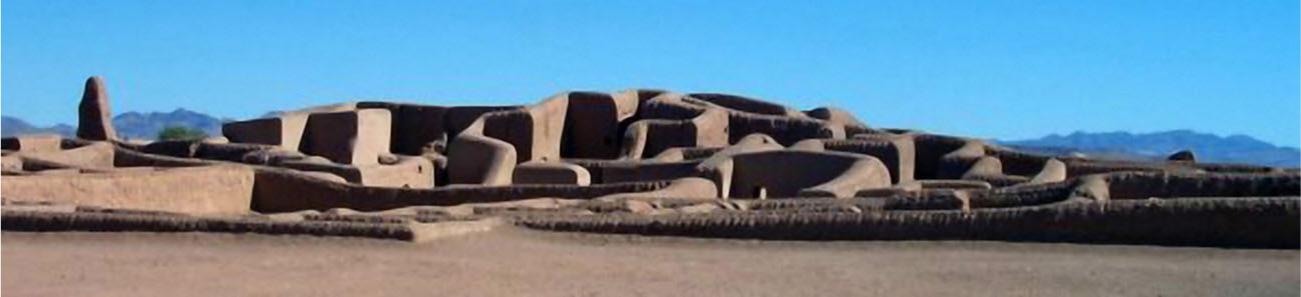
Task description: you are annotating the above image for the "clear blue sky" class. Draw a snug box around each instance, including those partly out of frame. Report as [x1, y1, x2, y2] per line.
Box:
[3, 0, 1298, 146]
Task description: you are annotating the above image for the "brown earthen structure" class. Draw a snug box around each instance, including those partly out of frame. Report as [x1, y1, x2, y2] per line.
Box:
[3, 76, 1298, 247]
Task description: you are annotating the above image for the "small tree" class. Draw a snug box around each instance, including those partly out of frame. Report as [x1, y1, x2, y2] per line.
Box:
[157, 126, 208, 141]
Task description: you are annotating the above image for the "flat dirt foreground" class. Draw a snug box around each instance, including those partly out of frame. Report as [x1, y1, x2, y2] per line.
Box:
[3, 228, 1298, 296]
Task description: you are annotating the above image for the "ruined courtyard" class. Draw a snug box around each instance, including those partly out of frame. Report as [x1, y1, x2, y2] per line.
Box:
[1, 76, 1297, 248]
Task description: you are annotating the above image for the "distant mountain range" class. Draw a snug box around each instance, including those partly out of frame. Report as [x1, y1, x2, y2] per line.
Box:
[1000, 130, 1299, 168]
[2, 108, 226, 141]
[111, 109, 226, 140]
[1, 116, 75, 138]
[2, 110, 1296, 168]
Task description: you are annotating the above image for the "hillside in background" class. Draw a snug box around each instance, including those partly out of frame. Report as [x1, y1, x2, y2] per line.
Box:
[1002, 130, 1299, 168]
[110, 109, 225, 140]
[2, 109, 224, 141]
[2, 110, 1296, 167]
[1, 116, 75, 138]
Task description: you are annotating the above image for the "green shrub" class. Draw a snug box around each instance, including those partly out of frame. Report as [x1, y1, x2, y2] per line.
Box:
[157, 126, 208, 141]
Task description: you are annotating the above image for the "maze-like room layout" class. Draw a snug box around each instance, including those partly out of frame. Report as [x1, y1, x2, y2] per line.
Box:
[3, 76, 1297, 248]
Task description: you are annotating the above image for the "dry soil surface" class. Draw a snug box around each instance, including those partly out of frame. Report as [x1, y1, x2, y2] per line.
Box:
[3, 228, 1298, 296]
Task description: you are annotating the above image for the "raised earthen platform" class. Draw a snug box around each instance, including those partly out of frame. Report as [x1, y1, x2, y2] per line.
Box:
[3, 230, 1297, 297]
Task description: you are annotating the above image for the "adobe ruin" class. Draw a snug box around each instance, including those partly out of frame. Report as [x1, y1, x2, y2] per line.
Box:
[2, 76, 1297, 247]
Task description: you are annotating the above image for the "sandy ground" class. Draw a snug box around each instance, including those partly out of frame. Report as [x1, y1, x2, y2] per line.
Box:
[3, 228, 1297, 297]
